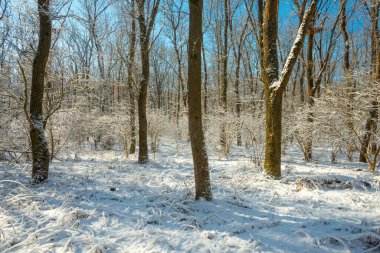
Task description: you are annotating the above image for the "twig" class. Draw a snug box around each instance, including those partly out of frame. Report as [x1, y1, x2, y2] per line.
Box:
[16, 60, 33, 128]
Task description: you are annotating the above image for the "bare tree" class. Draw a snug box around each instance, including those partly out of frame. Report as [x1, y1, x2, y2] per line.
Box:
[262, 0, 317, 177]
[304, 5, 317, 161]
[188, 0, 212, 200]
[136, 0, 160, 163]
[127, 0, 137, 154]
[340, 0, 355, 160]
[229, 1, 249, 146]
[294, 1, 342, 162]
[151, 43, 170, 110]
[359, 0, 379, 163]
[80, 0, 115, 112]
[219, 0, 229, 155]
[164, 0, 187, 124]
[29, 0, 52, 183]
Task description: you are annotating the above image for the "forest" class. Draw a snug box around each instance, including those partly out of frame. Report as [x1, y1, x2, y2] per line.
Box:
[0, 0, 379, 252]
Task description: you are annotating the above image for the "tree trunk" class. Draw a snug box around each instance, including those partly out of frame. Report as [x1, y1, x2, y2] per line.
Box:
[262, 0, 280, 177]
[174, 42, 186, 108]
[174, 36, 184, 125]
[136, 0, 160, 163]
[305, 15, 315, 162]
[300, 59, 305, 103]
[128, 0, 136, 155]
[262, 0, 317, 177]
[264, 92, 283, 177]
[202, 44, 208, 115]
[30, 0, 52, 183]
[137, 42, 149, 163]
[176, 80, 181, 125]
[340, 0, 355, 161]
[360, 2, 379, 163]
[234, 55, 242, 146]
[188, 0, 212, 201]
[129, 96, 136, 154]
[360, 100, 379, 163]
[220, 0, 229, 154]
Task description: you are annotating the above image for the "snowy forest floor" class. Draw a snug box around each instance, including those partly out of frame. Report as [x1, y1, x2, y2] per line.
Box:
[1, 141, 380, 253]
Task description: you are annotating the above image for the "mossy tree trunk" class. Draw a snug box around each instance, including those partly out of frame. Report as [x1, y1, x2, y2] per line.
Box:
[262, 0, 317, 177]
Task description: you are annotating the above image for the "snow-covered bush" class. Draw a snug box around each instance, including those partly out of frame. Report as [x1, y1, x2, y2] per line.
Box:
[148, 109, 167, 153]
[313, 78, 379, 171]
[240, 112, 265, 168]
[285, 103, 323, 161]
[206, 112, 237, 157]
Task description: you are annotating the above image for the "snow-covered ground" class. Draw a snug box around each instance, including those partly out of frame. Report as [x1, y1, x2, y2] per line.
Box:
[1, 142, 380, 253]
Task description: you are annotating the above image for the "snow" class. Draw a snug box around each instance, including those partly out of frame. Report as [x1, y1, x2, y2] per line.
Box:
[1, 143, 379, 252]
[269, 81, 280, 91]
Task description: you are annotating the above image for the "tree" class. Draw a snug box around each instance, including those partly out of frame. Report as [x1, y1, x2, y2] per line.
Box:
[304, 5, 316, 162]
[151, 43, 171, 110]
[136, 0, 160, 163]
[29, 0, 52, 183]
[80, 0, 114, 112]
[188, 0, 212, 200]
[340, 0, 355, 161]
[313, 80, 379, 172]
[219, 0, 229, 155]
[127, 0, 137, 154]
[229, 1, 249, 146]
[163, 0, 187, 124]
[297, 2, 342, 162]
[202, 43, 208, 115]
[262, 0, 317, 177]
[359, 0, 379, 163]
[0, 0, 11, 67]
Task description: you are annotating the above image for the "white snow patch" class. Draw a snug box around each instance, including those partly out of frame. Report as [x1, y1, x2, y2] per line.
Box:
[0, 143, 379, 252]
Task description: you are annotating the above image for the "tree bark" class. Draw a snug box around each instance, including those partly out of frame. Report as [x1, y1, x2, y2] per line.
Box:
[305, 12, 315, 162]
[174, 39, 186, 108]
[360, 100, 379, 163]
[262, 0, 317, 177]
[30, 0, 52, 183]
[137, 41, 149, 163]
[202, 44, 208, 115]
[300, 58, 305, 103]
[188, 0, 212, 200]
[172, 24, 185, 124]
[234, 53, 242, 146]
[136, 0, 160, 163]
[219, 0, 229, 154]
[128, 0, 136, 155]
